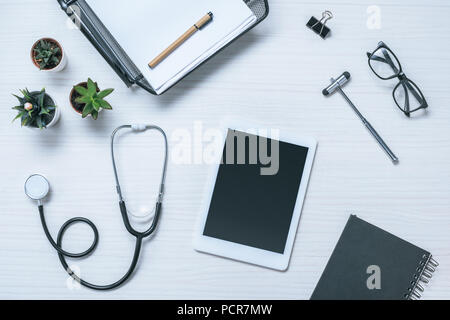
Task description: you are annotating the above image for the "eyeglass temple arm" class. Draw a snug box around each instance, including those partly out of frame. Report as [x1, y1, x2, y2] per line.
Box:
[403, 80, 427, 106]
[380, 49, 399, 73]
[400, 82, 411, 114]
[366, 52, 387, 62]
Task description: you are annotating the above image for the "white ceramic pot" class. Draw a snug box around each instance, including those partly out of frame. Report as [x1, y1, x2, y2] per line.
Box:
[31, 38, 68, 72]
[45, 103, 61, 128]
[27, 94, 61, 130]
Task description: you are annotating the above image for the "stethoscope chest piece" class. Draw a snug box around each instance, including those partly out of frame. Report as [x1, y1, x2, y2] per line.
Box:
[25, 174, 50, 202]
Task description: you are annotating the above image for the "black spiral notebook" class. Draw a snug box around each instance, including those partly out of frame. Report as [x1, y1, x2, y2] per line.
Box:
[311, 215, 438, 300]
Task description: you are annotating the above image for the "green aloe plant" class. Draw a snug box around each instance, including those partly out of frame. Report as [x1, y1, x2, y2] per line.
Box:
[33, 39, 62, 70]
[74, 78, 114, 120]
[12, 88, 56, 129]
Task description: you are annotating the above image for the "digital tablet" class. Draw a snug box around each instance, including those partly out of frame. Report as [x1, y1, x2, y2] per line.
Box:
[194, 124, 317, 270]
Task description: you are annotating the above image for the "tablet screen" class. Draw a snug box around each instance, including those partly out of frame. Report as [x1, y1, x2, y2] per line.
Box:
[203, 129, 309, 254]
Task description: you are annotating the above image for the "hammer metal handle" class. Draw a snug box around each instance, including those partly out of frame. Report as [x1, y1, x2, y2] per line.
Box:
[363, 119, 399, 163]
[336, 84, 399, 164]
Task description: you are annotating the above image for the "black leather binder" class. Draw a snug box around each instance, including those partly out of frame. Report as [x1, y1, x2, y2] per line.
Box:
[56, 0, 269, 95]
[311, 215, 438, 300]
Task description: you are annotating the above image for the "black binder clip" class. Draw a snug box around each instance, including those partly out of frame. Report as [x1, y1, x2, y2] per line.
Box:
[307, 11, 333, 39]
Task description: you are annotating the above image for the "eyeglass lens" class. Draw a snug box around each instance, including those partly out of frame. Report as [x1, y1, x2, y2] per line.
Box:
[393, 80, 426, 114]
[369, 47, 401, 79]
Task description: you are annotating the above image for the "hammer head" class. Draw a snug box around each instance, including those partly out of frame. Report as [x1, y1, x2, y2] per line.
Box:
[322, 72, 351, 96]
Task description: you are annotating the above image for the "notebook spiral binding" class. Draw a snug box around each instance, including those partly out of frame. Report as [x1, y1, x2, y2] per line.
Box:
[406, 254, 438, 300]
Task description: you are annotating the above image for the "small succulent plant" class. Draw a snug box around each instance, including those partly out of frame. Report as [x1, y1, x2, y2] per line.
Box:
[33, 39, 62, 70]
[73, 78, 114, 120]
[12, 88, 56, 129]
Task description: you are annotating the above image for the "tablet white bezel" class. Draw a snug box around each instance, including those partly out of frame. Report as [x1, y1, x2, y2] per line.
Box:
[194, 121, 317, 271]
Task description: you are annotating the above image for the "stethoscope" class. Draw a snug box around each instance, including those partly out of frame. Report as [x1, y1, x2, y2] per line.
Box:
[24, 124, 168, 290]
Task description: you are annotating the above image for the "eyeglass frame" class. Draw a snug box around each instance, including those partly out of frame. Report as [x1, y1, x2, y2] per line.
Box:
[367, 41, 428, 117]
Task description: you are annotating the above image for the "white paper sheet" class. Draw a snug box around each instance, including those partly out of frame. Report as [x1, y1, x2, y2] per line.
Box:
[87, 0, 257, 94]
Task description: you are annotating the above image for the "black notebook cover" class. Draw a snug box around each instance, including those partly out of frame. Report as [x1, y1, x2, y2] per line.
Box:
[311, 215, 437, 300]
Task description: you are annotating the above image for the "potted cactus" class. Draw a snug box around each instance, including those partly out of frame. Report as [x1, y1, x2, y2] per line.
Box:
[31, 38, 67, 72]
[69, 78, 114, 120]
[12, 88, 60, 129]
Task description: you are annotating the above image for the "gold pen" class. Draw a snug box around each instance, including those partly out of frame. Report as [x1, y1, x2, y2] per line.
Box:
[148, 12, 214, 69]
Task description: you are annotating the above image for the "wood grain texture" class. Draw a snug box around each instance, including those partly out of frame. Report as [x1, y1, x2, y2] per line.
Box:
[0, 0, 449, 299]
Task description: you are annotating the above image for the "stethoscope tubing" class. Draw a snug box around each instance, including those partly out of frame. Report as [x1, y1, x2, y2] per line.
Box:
[36, 124, 168, 290]
[111, 124, 168, 202]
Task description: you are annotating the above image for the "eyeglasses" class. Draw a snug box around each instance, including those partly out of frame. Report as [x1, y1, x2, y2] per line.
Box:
[367, 41, 428, 117]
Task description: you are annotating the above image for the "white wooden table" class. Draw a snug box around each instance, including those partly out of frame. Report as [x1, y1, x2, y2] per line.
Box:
[0, 0, 449, 300]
